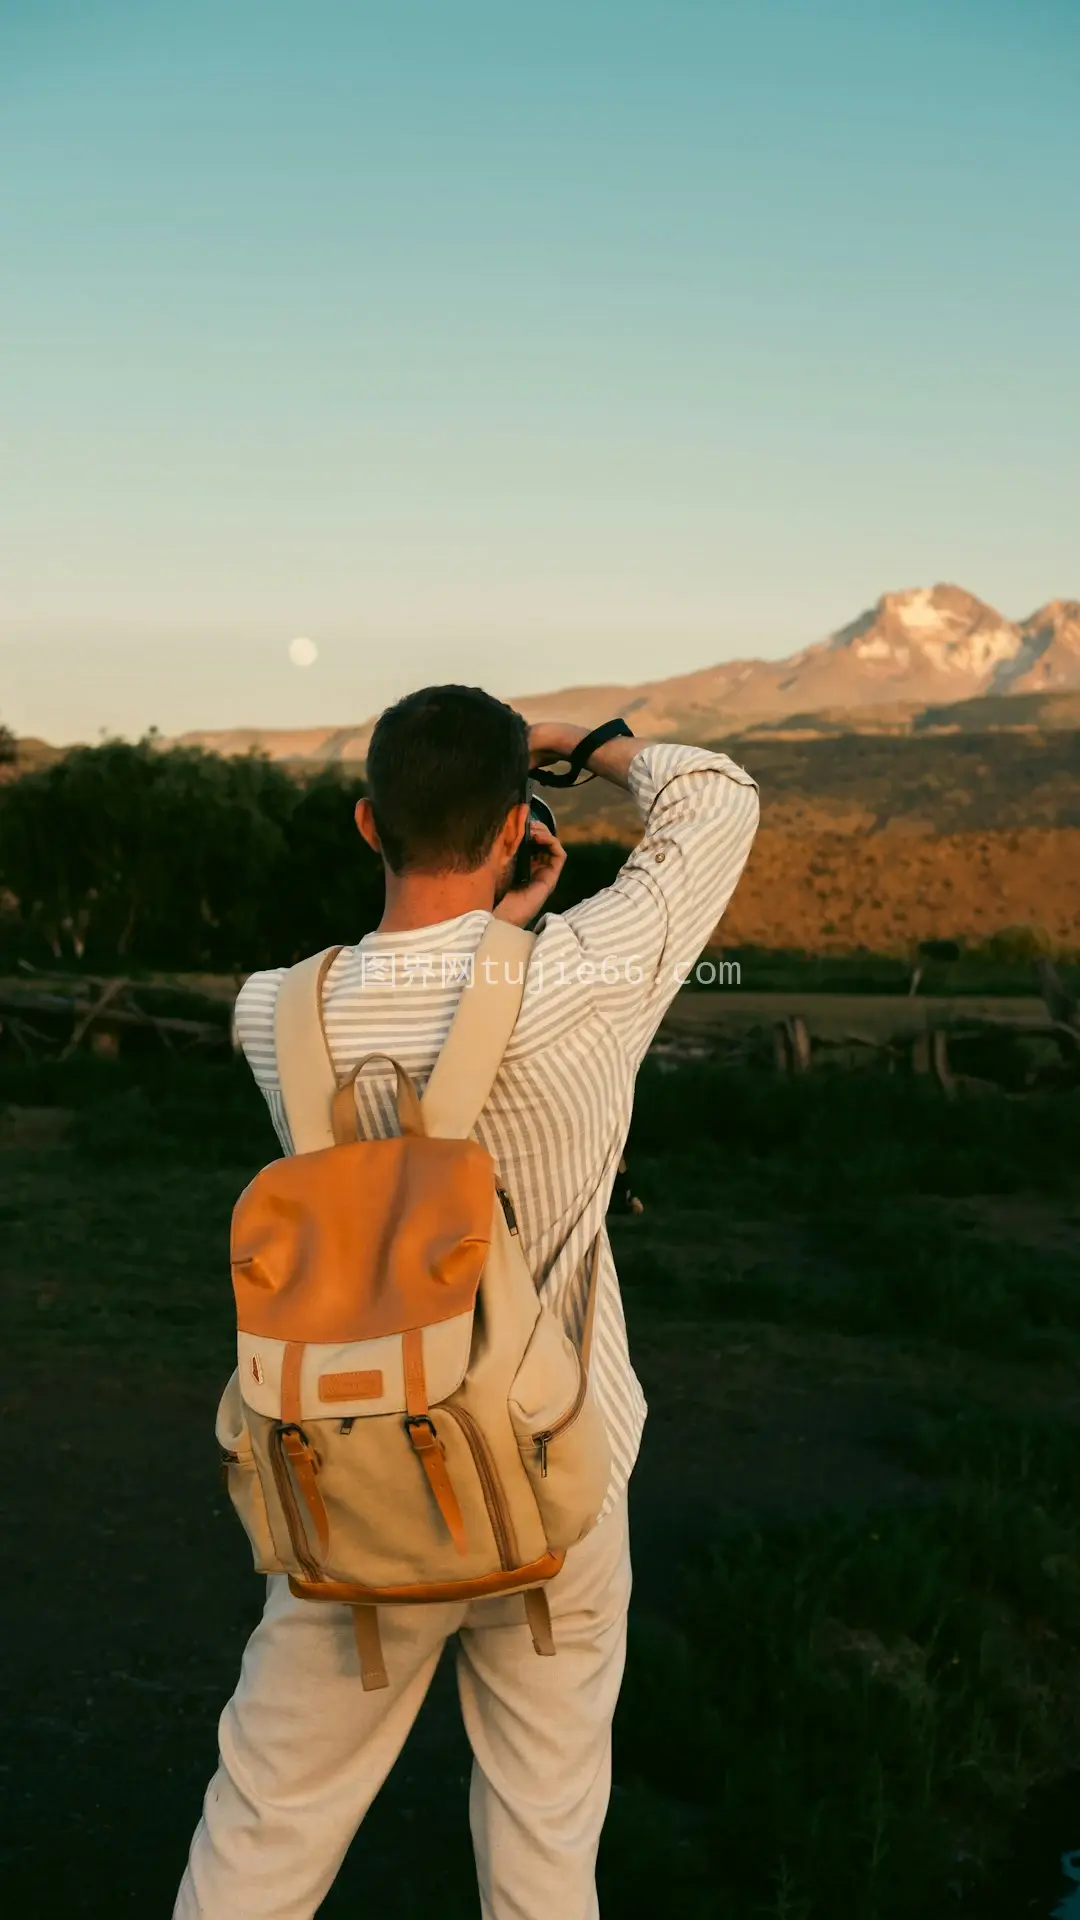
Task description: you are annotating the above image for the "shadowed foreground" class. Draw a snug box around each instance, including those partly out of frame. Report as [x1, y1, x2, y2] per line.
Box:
[3, 1057, 1080, 1916]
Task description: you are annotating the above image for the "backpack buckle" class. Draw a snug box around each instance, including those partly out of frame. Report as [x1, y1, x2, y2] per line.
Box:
[277, 1423, 319, 1471]
[404, 1413, 439, 1452]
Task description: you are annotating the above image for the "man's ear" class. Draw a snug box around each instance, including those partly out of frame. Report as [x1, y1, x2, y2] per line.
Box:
[355, 798, 381, 855]
[499, 802, 529, 859]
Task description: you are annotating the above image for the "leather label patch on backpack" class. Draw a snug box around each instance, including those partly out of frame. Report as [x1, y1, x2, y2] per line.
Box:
[318, 1370, 384, 1403]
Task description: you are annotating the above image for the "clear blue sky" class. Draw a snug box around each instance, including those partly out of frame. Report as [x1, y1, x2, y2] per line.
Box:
[2, 0, 1078, 742]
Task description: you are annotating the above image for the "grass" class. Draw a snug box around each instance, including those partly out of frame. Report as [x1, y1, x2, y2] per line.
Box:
[1, 1055, 269, 1373]
[616, 1061, 1080, 1364]
[601, 1063, 1080, 1914]
[0, 1051, 271, 1166]
[617, 1191, 1080, 1360]
[627, 1058, 1079, 1199]
[3, 1048, 1080, 1915]
[605, 1409, 1080, 1918]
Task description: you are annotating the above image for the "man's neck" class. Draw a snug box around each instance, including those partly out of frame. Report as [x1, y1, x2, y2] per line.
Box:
[376, 867, 495, 935]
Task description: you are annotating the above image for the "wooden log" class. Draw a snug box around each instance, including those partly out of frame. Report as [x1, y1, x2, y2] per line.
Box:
[1036, 958, 1079, 1029]
[930, 1028, 956, 1095]
[772, 1015, 812, 1074]
[780, 1013, 807, 1075]
[0, 1015, 36, 1058]
[58, 977, 128, 1061]
[0, 988, 226, 1048]
[1035, 960, 1080, 1064]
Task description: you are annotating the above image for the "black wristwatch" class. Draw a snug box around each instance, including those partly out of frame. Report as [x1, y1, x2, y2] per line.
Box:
[530, 717, 635, 789]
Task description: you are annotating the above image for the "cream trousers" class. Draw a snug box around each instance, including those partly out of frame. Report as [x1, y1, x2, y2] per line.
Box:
[173, 1502, 631, 1920]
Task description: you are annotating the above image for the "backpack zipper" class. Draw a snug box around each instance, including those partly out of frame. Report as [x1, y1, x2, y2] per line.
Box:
[496, 1187, 519, 1236]
[533, 1363, 588, 1479]
[441, 1404, 518, 1570]
[268, 1428, 321, 1582]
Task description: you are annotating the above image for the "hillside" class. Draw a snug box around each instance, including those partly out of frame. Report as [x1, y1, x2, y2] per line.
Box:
[1, 736, 62, 783]
[171, 585, 1080, 764]
[717, 827, 1080, 955]
[9, 592, 1078, 958]
[547, 729, 1080, 840]
[547, 728, 1080, 955]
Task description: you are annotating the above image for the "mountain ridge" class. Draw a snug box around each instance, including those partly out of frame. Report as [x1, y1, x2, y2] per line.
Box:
[166, 584, 1080, 762]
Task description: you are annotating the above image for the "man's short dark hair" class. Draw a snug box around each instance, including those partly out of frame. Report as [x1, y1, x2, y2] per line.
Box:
[366, 685, 529, 874]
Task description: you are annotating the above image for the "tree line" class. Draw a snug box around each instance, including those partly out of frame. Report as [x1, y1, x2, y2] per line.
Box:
[0, 738, 627, 972]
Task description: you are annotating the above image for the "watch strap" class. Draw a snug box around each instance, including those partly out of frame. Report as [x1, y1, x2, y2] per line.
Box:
[531, 716, 635, 789]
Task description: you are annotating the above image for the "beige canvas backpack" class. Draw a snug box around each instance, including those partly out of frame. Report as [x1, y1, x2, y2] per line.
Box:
[216, 919, 612, 1689]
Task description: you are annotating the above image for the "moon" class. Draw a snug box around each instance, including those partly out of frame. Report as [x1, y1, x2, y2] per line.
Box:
[288, 636, 318, 668]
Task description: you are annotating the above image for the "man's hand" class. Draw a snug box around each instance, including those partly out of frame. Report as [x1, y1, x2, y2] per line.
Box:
[493, 821, 567, 928]
[527, 722, 590, 770]
[528, 721, 641, 792]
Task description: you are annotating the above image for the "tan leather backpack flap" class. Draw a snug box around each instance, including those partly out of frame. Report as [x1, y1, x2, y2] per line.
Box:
[231, 1132, 494, 1345]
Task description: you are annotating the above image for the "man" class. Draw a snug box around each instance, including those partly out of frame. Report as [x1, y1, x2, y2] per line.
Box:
[175, 685, 759, 1920]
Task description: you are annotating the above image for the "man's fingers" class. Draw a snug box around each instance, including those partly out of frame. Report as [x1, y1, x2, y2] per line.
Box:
[529, 826, 566, 871]
[494, 824, 566, 925]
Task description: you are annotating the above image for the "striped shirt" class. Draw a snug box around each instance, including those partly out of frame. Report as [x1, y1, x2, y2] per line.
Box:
[234, 742, 760, 1509]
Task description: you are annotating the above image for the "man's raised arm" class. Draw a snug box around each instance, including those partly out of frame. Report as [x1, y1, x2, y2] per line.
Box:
[535, 722, 760, 1061]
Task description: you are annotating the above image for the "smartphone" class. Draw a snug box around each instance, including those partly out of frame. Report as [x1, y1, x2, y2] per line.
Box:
[512, 792, 558, 891]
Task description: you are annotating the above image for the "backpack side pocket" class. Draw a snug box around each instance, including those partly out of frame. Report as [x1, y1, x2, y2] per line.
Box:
[215, 1370, 290, 1574]
[508, 1310, 612, 1550]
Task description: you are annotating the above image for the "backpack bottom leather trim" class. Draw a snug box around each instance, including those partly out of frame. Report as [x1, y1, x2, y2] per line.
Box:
[287, 1549, 565, 1608]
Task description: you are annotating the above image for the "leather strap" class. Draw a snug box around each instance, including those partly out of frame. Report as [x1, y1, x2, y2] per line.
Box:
[402, 1328, 468, 1557]
[531, 717, 634, 789]
[278, 1339, 330, 1560]
[351, 1605, 389, 1691]
[281, 1341, 304, 1424]
[280, 1429, 330, 1560]
[331, 1053, 425, 1144]
[523, 1585, 556, 1657]
[402, 1325, 428, 1414]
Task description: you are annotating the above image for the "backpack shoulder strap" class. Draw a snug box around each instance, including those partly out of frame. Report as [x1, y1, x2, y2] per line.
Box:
[273, 946, 343, 1154]
[421, 919, 535, 1139]
[272, 918, 535, 1153]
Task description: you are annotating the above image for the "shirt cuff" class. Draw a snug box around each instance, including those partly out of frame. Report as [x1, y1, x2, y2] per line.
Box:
[627, 741, 758, 818]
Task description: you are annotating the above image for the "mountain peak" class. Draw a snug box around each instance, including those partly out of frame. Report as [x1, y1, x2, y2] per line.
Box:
[827, 585, 1019, 687]
[877, 582, 1003, 629]
[1022, 598, 1080, 628]
[169, 583, 1080, 764]
[1000, 598, 1080, 693]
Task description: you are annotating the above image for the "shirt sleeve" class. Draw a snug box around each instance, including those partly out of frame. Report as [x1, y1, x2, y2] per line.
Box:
[233, 966, 294, 1154]
[551, 743, 759, 1060]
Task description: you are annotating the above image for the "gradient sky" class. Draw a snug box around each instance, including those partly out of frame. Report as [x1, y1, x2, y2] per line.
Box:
[2, 0, 1078, 743]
